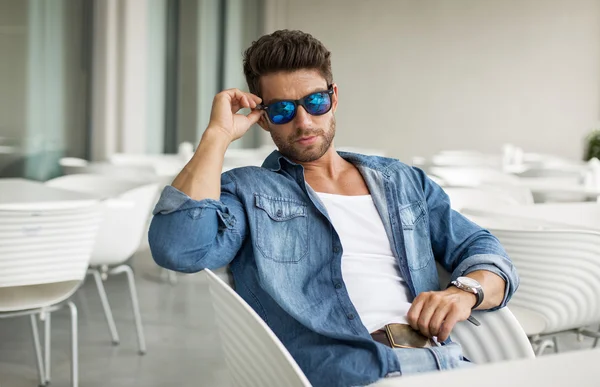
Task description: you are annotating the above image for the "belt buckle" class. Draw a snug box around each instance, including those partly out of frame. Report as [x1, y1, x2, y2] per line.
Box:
[384, 323, 432, 349]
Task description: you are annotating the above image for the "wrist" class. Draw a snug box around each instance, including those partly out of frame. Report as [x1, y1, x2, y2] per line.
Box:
[446, 286, 478, 308]
[201, 127, 233, 150]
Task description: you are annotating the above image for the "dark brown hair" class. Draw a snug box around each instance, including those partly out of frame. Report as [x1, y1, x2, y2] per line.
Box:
[243, 30, 333, 97]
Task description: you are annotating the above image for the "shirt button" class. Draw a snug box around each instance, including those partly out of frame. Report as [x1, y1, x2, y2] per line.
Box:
[333, 246, 340, 253]
[276, 209, 283, 217]
[347, 313, 355, 320]
[334, 282, 342, 289]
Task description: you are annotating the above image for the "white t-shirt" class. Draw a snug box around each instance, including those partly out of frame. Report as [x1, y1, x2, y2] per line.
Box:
[316, 192, 413, 332]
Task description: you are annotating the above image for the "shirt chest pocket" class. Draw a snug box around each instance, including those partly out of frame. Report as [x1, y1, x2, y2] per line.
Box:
[254, 194, 309, 263]
[399, 201, 432, 270]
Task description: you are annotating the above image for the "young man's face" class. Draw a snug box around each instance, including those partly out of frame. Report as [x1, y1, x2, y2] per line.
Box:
[257, 69, 338, 163]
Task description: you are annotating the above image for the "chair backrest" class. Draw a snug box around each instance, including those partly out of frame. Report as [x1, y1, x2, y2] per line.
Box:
[462, 203, 600, 232]
[90, 183, 159, 265]
[46, 173, 149, 197]
[109, 153, 185, 176]
[59, 158, 159, 182]
[431, 152, 501, 168]
[488, 228, 600, 336]
[203, 269, 311, 387]
[0, 203, 103, 311]
[451, 308, 535, 363]
[444, 187, 529, 213]
[46, 175, 159, 266]
[429, 167, 520, 187]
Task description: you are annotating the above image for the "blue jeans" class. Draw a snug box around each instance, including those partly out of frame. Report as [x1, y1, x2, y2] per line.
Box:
[390, 342, 474, 376]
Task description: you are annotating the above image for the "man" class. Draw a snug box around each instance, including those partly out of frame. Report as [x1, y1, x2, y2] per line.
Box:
[149, 30, 518, 387]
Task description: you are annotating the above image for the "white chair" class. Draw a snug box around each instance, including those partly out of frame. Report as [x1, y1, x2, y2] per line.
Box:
[59, 157, 159, 183]
[203, 269, 533, 387]
[443, 187, 533, 213]
[46, 175, 160, 355]
[222, 148, 267, 172]
[462, 203, 600, 231]
[0, 203, 103, 387]
[429, 167, 520, 187]
[470, 225, 600, 355]
[109, 151, 188, 177]
[47, 173, 146, 198]
[431, 151, 501, 169]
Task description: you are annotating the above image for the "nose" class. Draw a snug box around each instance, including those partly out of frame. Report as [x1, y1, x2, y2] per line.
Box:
[293, 105, 313, 128]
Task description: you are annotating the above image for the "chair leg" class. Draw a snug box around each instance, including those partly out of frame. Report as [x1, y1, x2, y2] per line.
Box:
[168, 270, 178, 285]
[534, 338, 554, 356]
[110, 264, 147, 355]
[160, 267, 178, 285]
[89, 268, 120, 345]
[552, 336, 559, 353]
[44, 312, 51, 384]
[30, 314, 46, 386]
[67, 301, 78, 387]
[593, 325, 600, 348]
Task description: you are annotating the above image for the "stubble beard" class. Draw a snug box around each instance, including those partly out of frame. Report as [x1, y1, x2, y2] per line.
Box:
[270, 116, 336, 163]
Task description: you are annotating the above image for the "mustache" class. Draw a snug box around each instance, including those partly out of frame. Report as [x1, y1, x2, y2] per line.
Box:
[291, 129, 325, 141]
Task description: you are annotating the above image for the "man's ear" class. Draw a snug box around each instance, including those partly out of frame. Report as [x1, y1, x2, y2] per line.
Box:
[331, 83, 339, 114]
[257, 115, 270, 131]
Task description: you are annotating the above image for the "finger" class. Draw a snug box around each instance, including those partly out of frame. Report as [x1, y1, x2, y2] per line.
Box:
[437, 311, 461, 342]
[416, 303, 437, 338]
[245, 109, 262, 125]
[416, 293, 443, 338]
[248, 93, 262, 105]
[428, 302, 451, 338]
[246, 94, 258, 108]
[407, 295, 425, 331]
[225, 89, 259, 106]
[230, 97, 247, 114]
[231, 95, 256, 114]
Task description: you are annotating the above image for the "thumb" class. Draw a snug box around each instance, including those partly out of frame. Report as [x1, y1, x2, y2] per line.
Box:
[246, 109, 263, 125]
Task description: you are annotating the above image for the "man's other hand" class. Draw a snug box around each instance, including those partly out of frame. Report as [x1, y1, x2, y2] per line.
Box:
[207, 89, 263, 143]
[406, 287, 476, 342]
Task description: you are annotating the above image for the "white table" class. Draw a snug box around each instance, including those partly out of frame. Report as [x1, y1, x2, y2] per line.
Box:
[462, 202, 600, 231]
[374, 349, 600, 386]
[514, 177, 600, 201]
[0, 178, 100, 210]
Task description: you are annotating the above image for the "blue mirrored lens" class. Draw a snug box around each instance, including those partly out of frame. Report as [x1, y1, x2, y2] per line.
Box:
[305, 92, 331, 115]
[268, 101, 296, 124]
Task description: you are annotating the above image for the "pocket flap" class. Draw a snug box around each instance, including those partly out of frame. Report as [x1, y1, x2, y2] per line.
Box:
[254, 194, 307, 221]
[399, 201, 425, 227]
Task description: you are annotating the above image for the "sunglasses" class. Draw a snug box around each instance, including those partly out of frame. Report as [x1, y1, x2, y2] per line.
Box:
[257, 85, 334, 125]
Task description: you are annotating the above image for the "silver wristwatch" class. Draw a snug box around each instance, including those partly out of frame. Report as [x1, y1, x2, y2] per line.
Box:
[450, 276, 484, 309]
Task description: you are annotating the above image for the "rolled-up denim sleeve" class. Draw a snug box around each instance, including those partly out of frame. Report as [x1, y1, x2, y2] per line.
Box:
[148, 172, 247, 273]
[412, 167, 519, 310]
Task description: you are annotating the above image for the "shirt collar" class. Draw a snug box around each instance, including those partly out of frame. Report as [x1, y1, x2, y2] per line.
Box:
[261, 149, 386, 174]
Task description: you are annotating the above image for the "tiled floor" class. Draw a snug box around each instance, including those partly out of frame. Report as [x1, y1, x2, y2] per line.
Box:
[0, 245, 597, 387]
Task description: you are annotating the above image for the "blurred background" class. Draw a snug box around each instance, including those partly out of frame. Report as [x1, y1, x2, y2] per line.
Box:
[2, 1, 600, 387]
[1, 0, 599, 181]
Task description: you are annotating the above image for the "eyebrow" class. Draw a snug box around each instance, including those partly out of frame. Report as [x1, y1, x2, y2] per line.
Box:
[263, 85, 329, 105]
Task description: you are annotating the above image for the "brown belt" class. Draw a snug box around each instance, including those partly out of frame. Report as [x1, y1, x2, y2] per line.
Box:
[370, 324, 435, 349]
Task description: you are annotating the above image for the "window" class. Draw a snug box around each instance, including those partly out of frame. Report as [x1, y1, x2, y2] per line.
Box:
[0, 0, 93, 180]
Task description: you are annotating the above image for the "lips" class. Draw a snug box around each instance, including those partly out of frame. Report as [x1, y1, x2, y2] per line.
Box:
[296, 136, 317, 145]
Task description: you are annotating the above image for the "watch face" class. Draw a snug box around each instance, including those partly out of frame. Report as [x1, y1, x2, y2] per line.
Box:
[458, 276, 481, 288]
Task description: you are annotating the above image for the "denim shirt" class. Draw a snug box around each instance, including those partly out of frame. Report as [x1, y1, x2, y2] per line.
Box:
[148, 151, 518, 387]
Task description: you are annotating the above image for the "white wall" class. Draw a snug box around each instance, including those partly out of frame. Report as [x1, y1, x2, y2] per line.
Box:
[264, 0, 600, 162]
